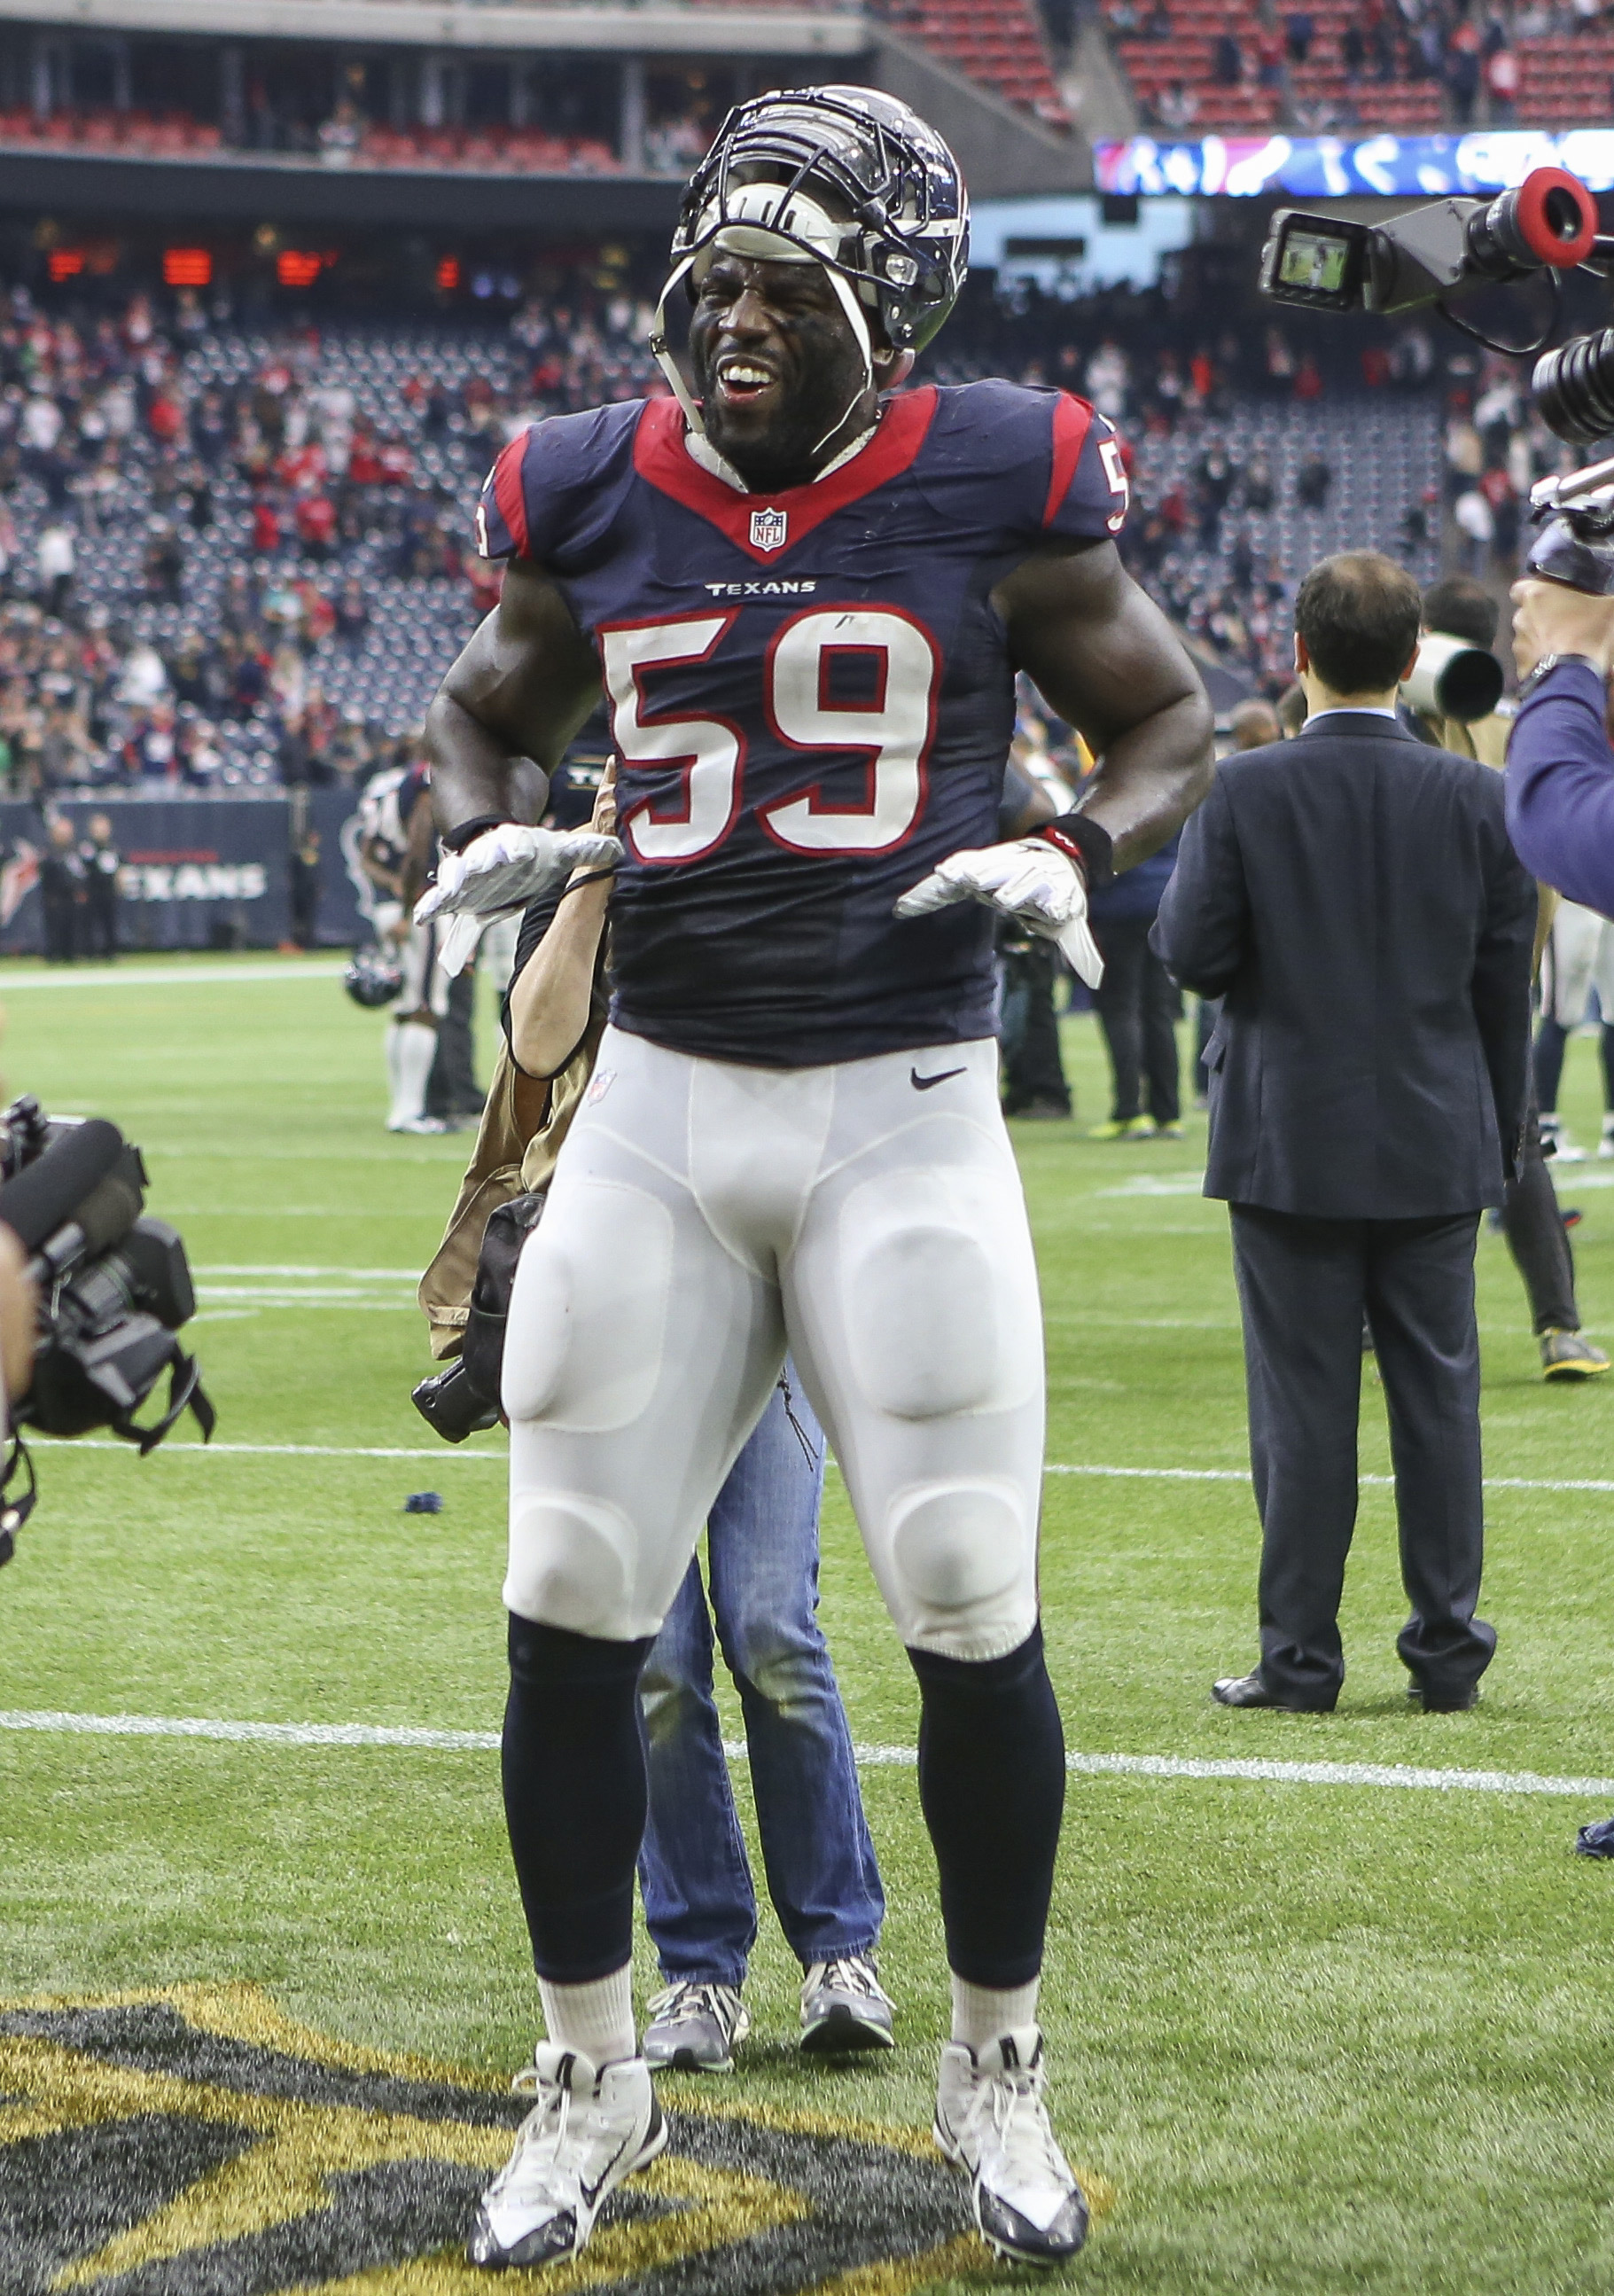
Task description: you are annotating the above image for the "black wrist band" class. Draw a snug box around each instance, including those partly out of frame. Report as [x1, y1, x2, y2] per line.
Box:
[1033, 812, 1114, 890]
[557, 867, 618, 900]
[439, 814, 508, 855]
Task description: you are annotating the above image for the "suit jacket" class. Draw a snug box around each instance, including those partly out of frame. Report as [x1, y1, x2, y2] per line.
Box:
[1151, 710, 1536, 1219]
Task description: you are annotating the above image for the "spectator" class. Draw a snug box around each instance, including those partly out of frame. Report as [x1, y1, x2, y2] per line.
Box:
[144, 517, 184, 603]
[1485, 40, 1520, 115]
[1454, 487, 1495, 574]
[1296, 453, 1333, 509]
[290, 827, 322, 948]
[296, 488, 336, 558]
[1158, 78, 1200, 126]
[36, 520, 74, 618]
[78, 811, 121, 959]
[1286, 8, 1316, 59]
[1087, 832, 1184, 1139]
[39, 815, 86, 962]
[1446, 15, 1483, 121]
[1155, 550, 1534, 1714]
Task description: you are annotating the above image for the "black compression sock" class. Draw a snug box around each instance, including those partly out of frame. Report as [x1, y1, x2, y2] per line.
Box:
[907, 1624, 1065, 1989]
[503, 1614, 655, 1984]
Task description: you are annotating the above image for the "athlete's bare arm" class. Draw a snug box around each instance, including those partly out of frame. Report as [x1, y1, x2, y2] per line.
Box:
[995, 540, 1213, 869]
[425, 559, 601, 840]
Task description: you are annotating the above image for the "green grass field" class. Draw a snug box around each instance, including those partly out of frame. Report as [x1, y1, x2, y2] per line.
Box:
[5, 954, 1614, 2294]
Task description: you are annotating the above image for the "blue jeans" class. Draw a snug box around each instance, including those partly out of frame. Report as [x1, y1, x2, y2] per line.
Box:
[636, 1369, 885, 1987]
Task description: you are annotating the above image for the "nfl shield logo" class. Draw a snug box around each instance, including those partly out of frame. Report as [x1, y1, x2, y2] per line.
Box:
[750, 505, 788, 552]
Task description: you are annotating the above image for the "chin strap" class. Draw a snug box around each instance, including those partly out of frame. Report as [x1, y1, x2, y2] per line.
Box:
[649, 252, 706, 435]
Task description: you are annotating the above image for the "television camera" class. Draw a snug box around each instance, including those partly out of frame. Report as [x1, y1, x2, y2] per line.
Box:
[0, 1096, 213, 1565]
[1259, 168, 1614, 594]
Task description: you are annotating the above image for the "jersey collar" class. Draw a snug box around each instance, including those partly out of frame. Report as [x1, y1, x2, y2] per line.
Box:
[632, 387, 938, 566]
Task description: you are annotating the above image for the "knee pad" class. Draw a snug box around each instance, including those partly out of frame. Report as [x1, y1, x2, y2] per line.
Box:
[504, 1490, 637, 1637]
[502, 1180, 673, 1431]
[886, 1477, 1035, 1655]
[840, 1169, 1039, 1419]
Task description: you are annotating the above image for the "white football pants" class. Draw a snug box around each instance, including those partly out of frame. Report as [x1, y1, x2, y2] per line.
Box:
[1541, 900, 1614, 1029]
[503, 1027, 1045, 1661]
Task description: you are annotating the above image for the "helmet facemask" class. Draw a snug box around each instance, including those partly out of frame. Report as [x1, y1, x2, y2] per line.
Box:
[651, 87, 967, 463]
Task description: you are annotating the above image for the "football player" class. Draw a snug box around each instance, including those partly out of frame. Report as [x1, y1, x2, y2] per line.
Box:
[418, 86, 1213, 2272]
[356, 754, 448, 1134]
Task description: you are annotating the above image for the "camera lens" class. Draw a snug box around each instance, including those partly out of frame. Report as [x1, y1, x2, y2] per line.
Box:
[1533, 330, 1614, 444]
[1470, 167, 1598, 277]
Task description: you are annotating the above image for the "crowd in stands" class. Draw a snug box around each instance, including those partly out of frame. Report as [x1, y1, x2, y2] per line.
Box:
[1109, 0, 1614, 135]
[0, 276, 663, 800]
[0, 253, 1563, 799]
[935, 279, 1558, 691]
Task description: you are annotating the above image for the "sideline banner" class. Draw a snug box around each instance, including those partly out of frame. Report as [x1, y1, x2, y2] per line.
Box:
[0, 793, 381, 954]
[1095, 129, 1614, 199]
[0, 798, 290, 954]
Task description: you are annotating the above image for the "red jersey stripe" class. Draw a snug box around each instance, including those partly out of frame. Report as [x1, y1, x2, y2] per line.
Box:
[493, 432, 531, 559]
[1042, 393, 1094, 529]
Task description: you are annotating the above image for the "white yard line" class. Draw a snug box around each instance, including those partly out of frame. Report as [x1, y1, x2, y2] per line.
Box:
[1, 1706, 1610, 1801]
[197, 1266, 425, 1280]
[33, 1441, 1614, 1496]
[0, 964, 345, 988]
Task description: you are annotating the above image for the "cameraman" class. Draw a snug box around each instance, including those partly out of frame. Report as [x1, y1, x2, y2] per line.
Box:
[0, 1222, 34, 1408]
[1506, 582, 1614, 914]
[1418, 577, 1608, 1379]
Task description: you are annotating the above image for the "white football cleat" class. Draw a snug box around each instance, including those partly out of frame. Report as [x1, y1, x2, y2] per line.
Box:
[932, 2027, 1089, 2268]
[468, 2045, 667, 2271]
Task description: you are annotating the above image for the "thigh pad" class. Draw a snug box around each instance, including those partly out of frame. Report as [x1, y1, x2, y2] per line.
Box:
[838, 1162, 1041, 1420]
[503, 1178, 674, 1433]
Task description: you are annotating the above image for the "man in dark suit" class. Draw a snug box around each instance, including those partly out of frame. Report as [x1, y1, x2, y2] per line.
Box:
[1153, 551, 1536, 1714]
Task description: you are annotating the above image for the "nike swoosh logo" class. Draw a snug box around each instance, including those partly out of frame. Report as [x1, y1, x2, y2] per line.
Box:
[911, 1066, 966, 1091]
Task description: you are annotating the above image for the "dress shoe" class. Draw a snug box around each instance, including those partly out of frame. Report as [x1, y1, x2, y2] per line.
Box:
[1212, 1672, 1335, 1713]
[1406, 1681, 1479, 1712]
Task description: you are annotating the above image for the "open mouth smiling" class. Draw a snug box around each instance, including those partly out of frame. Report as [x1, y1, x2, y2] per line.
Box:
[713, 355, 782, 407]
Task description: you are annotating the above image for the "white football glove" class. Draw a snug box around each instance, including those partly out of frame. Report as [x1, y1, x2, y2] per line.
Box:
[894, 837, 1104, 988]
[415, 824, 621, 976]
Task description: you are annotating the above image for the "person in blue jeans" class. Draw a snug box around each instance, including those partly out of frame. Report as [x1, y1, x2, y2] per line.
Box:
[637, 1366, 891, 2071]
[498, 754, 893, 2073]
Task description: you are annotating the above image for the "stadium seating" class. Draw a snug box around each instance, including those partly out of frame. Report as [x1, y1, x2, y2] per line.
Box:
[1103, 0, 1614, 135]
[886, 0, 1070, 122]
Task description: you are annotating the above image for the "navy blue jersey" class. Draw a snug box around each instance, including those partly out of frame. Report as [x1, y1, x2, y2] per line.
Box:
[478, 380, 1127, 1067]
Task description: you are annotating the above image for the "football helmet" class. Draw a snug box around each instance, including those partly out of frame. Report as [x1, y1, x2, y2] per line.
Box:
[651, 85, 968, 438]
[344, 943, 403, 1009]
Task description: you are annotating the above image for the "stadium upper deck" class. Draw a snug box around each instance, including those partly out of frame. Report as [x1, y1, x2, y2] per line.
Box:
[0, 0, 1069, 193]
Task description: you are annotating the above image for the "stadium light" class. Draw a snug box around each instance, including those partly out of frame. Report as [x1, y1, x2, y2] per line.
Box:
[435, 255, 460, 293]
[163, 248, 212, 287]
[46, 249, 84, 282]
[277, 250, 327, 288]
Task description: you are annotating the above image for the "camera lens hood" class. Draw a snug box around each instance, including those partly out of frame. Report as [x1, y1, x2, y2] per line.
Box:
[1481, 168, 1598, 274]
[1534, 328, 1614, 445]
